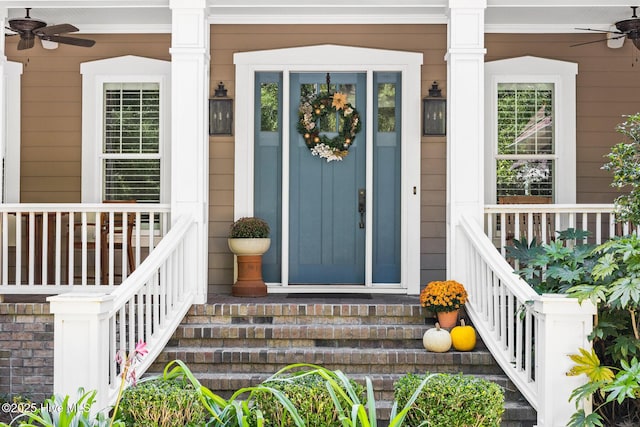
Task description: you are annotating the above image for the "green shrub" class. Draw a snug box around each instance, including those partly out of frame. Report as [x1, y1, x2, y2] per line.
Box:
[394, 373, 504, 427]
[117, 378, 206, 427]
[248, 369, 365, 427]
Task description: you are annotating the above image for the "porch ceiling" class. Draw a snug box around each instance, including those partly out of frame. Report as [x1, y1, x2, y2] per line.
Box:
[2, 1, 638, 33]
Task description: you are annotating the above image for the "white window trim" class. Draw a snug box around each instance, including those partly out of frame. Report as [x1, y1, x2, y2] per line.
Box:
[234, 44, 422, 294]
[80, 55, 171, 203]
[484, 56, 578, 204]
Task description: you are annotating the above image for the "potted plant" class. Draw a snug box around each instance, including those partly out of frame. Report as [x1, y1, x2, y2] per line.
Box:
[228, 217, 271, 297]
[420, 280, 468, 328]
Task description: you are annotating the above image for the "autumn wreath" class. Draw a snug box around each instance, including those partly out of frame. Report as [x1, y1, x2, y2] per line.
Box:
[297, 92, 361, 162]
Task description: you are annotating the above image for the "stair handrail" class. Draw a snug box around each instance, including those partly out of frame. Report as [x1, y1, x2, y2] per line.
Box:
[457, 214, 595, 427]
[48, 214, 198, 412]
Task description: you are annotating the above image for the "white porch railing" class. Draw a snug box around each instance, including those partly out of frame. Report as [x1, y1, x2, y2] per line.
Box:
[459, 213, 596, 426]
[48, 214, 198, 412]
[0, 203, 170, 296]
[484, 203, 637, 255]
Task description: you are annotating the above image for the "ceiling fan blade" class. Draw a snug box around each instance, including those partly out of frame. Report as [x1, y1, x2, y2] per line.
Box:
[575, 27, 624, 34]
[42, 34, 95, 48]
[35, 23, 78, 36]
[570, 34, 626, 47]
[17, 37, 34, 50]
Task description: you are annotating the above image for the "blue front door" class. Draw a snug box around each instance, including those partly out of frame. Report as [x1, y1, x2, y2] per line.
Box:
[288, 73, 366, 284]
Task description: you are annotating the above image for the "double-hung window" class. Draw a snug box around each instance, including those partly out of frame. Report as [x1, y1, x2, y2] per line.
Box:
[485, 56, 578, 204]
[103, 83, 161, 202]
[496, 83, 554, 198]
[81, 56, 170, 203]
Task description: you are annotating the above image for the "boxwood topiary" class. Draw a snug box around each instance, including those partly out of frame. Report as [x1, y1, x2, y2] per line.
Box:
[394, 372, 504, 427]
[249, 371, 365, 427]
[117, 378, 206, 427]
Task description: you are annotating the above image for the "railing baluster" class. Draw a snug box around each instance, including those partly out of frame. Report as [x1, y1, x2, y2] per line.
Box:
[2, 212, 8, 286]
[55, 212, 62, 286]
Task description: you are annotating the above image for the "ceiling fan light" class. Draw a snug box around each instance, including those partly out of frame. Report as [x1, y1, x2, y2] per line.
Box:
[607, 25, 625, 48]
[41, 39, 58, 50]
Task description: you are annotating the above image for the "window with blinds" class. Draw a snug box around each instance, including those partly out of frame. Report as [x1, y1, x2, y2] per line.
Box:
[102, 83, 161, 202]
[496, 83, 554, 199]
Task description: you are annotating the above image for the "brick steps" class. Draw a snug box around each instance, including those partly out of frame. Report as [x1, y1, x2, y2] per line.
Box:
[150, 296, 536, 426]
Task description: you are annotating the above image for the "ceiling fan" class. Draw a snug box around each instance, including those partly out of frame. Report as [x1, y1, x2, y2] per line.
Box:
[5, 8, 95, 50]
[573, 6, 640, 51]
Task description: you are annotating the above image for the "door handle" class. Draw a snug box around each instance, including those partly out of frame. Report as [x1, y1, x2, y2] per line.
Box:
[358, 188, 366, 229]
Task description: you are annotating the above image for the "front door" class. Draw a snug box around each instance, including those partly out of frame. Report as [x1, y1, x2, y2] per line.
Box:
[288, 73, 366, 284]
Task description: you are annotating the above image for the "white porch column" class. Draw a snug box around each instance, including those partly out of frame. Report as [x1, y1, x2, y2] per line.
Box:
[534, 296, 596, 426]
[445, 0, 486, 279]
[48, 293, 115, 411]
[169, 0, 209, 303]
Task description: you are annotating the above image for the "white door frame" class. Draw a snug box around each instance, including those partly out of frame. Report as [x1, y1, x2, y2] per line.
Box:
[234, 44, 422, 294]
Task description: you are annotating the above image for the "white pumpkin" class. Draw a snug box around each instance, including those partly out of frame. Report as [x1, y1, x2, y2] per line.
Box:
[423, 322, 452, 353]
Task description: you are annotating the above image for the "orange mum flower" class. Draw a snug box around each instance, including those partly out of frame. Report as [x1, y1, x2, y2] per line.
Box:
[420, 280, 468, 313]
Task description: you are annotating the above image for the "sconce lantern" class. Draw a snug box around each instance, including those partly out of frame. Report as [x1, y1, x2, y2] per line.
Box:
[209, 82, 233, 135]
[423, 81, 446, 136]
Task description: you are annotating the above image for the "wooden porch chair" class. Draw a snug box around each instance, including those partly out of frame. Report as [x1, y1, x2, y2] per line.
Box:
[100, 200, 136, 283]
[498, 196, 552, 245]
[66, 200, 136, 284]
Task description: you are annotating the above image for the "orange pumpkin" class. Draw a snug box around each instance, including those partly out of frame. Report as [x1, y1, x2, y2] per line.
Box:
[450, 319, 476, 351]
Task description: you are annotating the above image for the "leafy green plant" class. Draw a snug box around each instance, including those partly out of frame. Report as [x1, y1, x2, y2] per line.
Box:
[0, 388, 123, 427]
[567, 348, 640, 427]
[564, 234, 640, 426]
[248, 367, 365, 426]
[229, 217, 270, 238]
[255, 363, 435, 427]
[116, 378, 206, 426]
[161, 359, 303, 427]
[506, 228, 596, 294]
[394, 373, 504, 427]
[602, 112, 640, 226]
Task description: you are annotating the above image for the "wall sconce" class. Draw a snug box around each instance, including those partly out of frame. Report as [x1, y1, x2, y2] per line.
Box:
[209, 82, 233, 135]
[423, 81, 446, 136]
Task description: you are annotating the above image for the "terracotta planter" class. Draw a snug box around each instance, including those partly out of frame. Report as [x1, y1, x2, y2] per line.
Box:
[436, 309, 460, 329]
[228, 238, 271, 297]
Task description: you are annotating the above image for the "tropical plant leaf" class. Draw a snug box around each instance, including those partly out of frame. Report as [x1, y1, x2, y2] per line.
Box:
[567, 348, 615, 383]
[566, 284, 607, 305]
[567, 409, 604, 427]
[604, 358, 640, 404]
[608, 276, 640, 309]
[546, 265, 583, 283]
[568, 380, 607, 404]
[591, 253, 618, 281]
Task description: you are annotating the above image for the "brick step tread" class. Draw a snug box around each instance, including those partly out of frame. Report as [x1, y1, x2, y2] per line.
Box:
[156, 346, 497, 364]
[182, 316, 433, 326]
[153, 348, 504, 376]
[187, 301, 425, 320]
[168, 338, 430, 349]
[173, 323, 443, 340]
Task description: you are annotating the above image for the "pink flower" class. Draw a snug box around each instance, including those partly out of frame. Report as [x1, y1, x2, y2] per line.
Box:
[134, 340, 148, 357]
